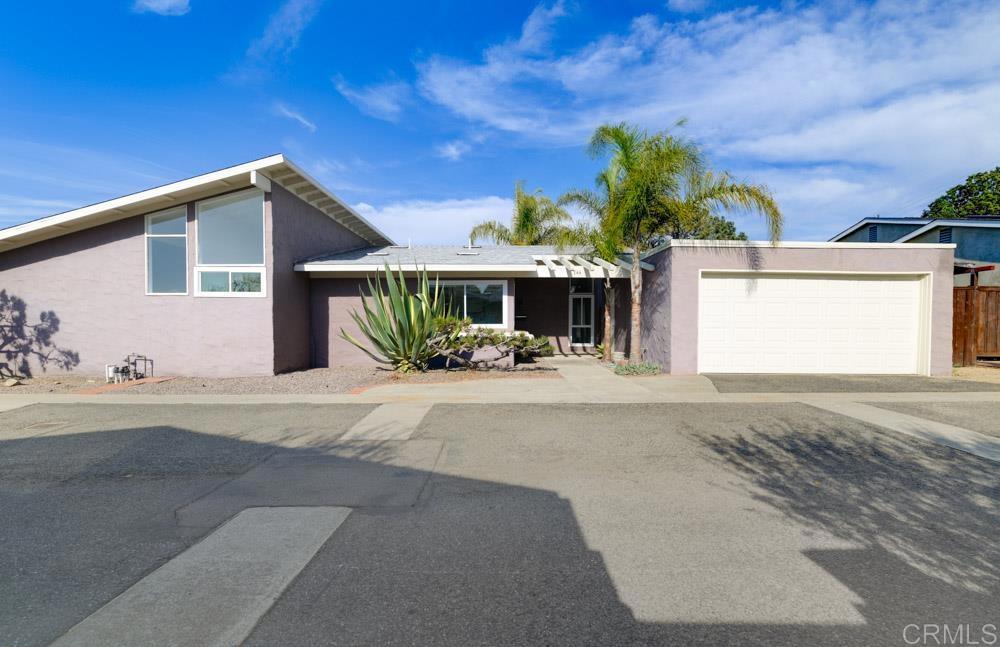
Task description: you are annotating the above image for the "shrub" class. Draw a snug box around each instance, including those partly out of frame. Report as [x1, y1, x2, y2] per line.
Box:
[340, 265, 448, 372]
[437, 328, 553, 360]
[613, 361, 660, 376]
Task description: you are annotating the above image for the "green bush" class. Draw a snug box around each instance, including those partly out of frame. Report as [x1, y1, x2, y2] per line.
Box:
[340, 265, 448, 372]
[613, 361, 660, 376]
[437, 327, 554, 360]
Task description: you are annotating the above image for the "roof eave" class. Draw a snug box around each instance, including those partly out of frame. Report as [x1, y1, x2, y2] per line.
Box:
[0, 153, 394, 253]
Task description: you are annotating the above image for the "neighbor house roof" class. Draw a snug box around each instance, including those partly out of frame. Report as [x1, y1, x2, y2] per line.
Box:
[295, 245, 645, 278]
[829, 216, 1000, 242]
[828, 217, 932, 241]
[894, 218, 1000, 242]
[0, 154, 394, 252]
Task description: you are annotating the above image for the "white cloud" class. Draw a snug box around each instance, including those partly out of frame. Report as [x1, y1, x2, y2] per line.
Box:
[228, 0, 324, 82]
[435, 140, 472, 161]
[274, 102, 317, 132]
[132, 0, 189, 16]
[0, 138, 178, 227]
[666, 0, 706, 13]
[248, 0, 324, 58]
[415, 0, 1000, 238]
[333, 77, 411, 122]
[516, 1, 567, 53]
[354, 197, 513, 245]
[0, 194, 79, 227]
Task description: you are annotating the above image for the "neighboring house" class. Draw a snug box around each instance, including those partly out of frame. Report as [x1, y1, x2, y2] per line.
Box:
[0, 156, 956, 377]
[830, 216, 1000, 285]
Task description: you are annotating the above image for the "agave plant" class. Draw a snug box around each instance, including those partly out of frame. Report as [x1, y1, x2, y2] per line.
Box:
[340, 265, 447, 372]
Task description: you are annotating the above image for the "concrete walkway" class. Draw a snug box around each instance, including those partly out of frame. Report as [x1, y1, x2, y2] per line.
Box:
[806, 400, 1000, 463]
[52, 507, 351, 647]
[341, 402, 432, 440]
[4, 361, 1000, 462]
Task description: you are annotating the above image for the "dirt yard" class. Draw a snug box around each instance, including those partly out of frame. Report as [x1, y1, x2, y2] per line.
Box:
[952, 365, 1000, 384]
[0, 363, 559, 395]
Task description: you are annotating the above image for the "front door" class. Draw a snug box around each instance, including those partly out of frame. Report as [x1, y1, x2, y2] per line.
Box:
[570, 293, 594, 346]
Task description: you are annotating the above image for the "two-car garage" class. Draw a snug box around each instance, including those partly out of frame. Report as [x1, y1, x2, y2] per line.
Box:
[697, 272, 930, 374]
[643, 241, 952, 377]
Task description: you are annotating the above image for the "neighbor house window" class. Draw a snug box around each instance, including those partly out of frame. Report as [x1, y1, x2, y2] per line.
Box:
[435, 281, 506, 327]
[194, 189, 265, 297]
[145, 206, 188, 295]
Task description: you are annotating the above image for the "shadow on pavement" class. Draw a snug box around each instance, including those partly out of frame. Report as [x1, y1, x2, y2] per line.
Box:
[1, 403, 997, 646]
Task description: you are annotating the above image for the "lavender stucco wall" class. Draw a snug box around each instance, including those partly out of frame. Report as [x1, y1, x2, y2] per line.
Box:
[644, 245, 954, 376]
[639, 250, 670, 367]
[0, 196, 275, 377]
[513, 278, 579, 354]
[269, 184, 369, 373]
[311, 276, 517, 367]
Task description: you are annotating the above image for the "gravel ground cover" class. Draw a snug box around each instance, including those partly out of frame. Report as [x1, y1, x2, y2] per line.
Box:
[0, 364, 559, 395]
[952, 366, 1000, 384]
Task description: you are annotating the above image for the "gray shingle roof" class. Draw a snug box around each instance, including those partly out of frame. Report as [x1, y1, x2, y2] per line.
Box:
[299, 245, 586, 266]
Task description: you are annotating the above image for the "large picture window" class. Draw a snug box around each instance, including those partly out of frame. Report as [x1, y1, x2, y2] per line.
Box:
[435, 281, 506, 327]
[195, 189, 265, 297]
[145, 207, 187, 295]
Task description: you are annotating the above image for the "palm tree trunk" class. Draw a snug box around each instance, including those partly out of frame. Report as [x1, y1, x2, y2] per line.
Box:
[628, 259, 642, 364]
[602, 280, 615, 362]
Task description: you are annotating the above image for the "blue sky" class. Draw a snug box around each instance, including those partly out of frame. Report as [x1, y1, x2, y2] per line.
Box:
[2, 0, 999, 244]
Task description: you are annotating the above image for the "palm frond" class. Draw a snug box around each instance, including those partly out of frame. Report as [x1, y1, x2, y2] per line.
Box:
[469, 220, 513, 245]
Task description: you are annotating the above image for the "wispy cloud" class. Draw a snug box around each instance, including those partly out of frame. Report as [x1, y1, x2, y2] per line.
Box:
[132, 0, 190, 16]
[0, 139, 179, 227]
[353, 196, 513, 245]
[229, 0, 324, 82]
[247, 0, 323, 58]
[0, 195, 80, 227]
[333, 76, 411, 122]
[435, 140, 472, 161]
[666, 0, 707, 13]
[416, 0, 1000, 238]
[274, 101, 317, 132]
[515, 0, 567, 53]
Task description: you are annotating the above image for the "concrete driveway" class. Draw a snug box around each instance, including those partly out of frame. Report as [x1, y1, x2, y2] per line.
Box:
[2, 400, 998, 646]
[704, 373, 1000, 393]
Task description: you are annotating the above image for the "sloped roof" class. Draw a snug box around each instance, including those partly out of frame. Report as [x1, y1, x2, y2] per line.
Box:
[0, 154, 393, 252]
[895, 218, 1000, 242]
[298, 245, 584, 267]
[830, 216, 1000, 242]
[294, 245, 640, 277]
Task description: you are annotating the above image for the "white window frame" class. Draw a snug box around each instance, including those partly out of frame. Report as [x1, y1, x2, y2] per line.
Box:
[144, 206, 188, 296]
[194, 188, 266, 297]
[194, 266, 267, 298]
[433, 280, 508, 329]
[569, 292, 595, 346]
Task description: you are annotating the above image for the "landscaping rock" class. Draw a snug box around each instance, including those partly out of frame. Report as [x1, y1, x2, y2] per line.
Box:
[4, 378, 22, 387]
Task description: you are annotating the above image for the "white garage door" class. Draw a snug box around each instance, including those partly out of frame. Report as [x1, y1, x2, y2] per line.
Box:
[698, 272, 925, 374]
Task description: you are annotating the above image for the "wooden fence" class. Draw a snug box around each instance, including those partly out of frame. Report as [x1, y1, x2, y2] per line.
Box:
[953, 286, 1000, 366]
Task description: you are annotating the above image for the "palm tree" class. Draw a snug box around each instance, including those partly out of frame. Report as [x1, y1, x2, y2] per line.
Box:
[559, 168, 623, 362]
[588, 122, 782, 364]
[659, 169, 781, 242]
[470, 182, 580, 245]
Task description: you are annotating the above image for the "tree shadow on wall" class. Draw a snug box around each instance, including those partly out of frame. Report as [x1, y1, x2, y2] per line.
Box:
[0, 290, 79, 378]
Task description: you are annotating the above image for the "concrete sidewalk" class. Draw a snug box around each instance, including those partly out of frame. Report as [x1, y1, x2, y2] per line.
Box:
[4, 363, 1000, 463]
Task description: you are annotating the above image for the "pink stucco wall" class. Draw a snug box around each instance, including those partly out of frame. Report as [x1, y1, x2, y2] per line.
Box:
[311, 276, 518, 367]
[0, 196, 275, 377]
[642, 244, 954, 376]
[0, 185, 368, 378]
[269, 184, 369, 373]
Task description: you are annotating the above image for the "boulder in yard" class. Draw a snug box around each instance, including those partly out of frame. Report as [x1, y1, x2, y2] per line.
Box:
[4, 378, 22, 387]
